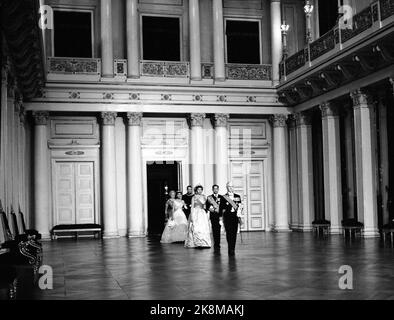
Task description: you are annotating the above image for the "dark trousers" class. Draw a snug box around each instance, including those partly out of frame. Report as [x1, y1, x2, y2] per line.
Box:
[224, 215, 238, 253]
[210, 214, 221, 248]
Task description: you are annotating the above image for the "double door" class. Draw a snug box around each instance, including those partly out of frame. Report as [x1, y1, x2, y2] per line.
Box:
[230, 161, 265, 231]
[54, 161, 96, 225]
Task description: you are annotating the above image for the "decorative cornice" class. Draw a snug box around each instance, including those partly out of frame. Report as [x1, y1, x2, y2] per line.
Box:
[350, 89, 373, 108]
[270, 114, 288, 128]
[126, 112, 143, 126]
[188, 113, 206, 128]
[212, 114, 229, 128]
[33, 111, 49, 126]
[320, 102, 339, 118]
[295, 112, 312, 126]
[101, 112, 117, 126]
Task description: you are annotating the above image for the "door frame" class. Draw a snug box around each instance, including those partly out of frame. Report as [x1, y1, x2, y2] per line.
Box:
[229, 158, 268, 232]
[50, 145, 100, 228]
[142, 159, 187, 235]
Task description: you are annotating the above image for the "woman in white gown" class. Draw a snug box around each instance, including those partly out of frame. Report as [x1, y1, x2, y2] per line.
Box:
[185, 185, 212, 248]
[161, 191, 188, 243]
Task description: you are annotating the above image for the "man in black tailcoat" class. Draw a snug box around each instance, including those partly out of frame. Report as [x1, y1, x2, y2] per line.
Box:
[207, 185, 224, 252]
[182, 185, 194, 220]
[219, 182, 242, 256]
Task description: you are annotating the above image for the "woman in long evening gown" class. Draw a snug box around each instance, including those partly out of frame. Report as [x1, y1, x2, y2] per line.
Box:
[161, 191, 188, 243]
[185, 185, 212, 248]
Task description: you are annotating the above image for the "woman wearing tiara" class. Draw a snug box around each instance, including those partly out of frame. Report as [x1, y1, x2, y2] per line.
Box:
[161, 191, 188, 243]
[185, 185, 212, 248]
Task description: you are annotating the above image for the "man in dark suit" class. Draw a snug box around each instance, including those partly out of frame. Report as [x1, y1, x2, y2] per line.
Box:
[207, 184, 224, 252]
[182, 185, 194, 219]
[220, 182, 242, 256]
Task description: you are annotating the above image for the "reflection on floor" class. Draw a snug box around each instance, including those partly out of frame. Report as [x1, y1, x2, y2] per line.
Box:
[5, 232, 394, 300]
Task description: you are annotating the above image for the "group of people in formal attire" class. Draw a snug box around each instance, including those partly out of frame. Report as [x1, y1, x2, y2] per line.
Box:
[160, 182, 242, 256]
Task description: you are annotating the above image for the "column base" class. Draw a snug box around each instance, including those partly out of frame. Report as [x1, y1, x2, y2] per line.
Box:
[127, 231, 146, 238]
[103, 231, 120, 239]
[299, 225, 313, 232]
[190, 76, 202, 81]
[330, 226, 343, 234]
[274, 225, 292, 232]
[362, 228, 380, 238]
[214, 77, 226, 82]
[40, 233, 51, 241]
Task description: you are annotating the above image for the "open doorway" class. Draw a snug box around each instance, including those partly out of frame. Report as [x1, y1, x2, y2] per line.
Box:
[146, 161, 180, 236]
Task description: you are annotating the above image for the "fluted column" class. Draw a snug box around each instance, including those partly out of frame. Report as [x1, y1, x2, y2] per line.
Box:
[33, 111, 50, 239]
[288, 114, 299, 230]
[101, 0, 114, 78]
[271, 114, 290, 232]
[189, 0, 201, 80]
[212, 0, 225, 81]
[270, 0, 282, 85]
[351, 90, 379, 237]
[101, 112, 118, 237]
[213, 114, 229, 191]
[320, 102, 343, 234]
[126, 0, 140, 78]
[126, 113, 144, 237]
[296, 112, 315, 231]
[189, 113, 206, 187]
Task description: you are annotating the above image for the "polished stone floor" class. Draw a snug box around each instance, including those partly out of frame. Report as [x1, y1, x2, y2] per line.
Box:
[6, 232, 394, 300]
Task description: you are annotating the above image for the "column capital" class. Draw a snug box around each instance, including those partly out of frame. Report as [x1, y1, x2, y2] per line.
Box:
[212, 113, 229, 128]
[1, 58, 10, 82]
[188, 113, 206, 128]
[350, 89, 373, 108]
[126, 112, 143, 126]
[101, 112, 117, 126]
[320, 102, 339, 118]
[295, 112, 312, 126]
[389, 77, 394, 95]
[33, 111, 49, 126]
[270, 114, 288, 128]
[287, 114, 297, 128]
[19, 107, 27, 125]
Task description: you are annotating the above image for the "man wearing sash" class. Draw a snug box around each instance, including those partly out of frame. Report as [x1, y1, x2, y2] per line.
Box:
[207, 185, 224, 252]
[220, 182, 242, 256]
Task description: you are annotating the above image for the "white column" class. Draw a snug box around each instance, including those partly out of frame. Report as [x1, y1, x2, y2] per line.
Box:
[296, 112, 315, 231]
[212, 0, 225, 81]
[101, 112, 119, 237]
[33, 111, 50, 239]
[126, 0, 140, 78]
[19, 108, 27, 214]
[189, 113, 206, 187]
[189, 0, 202, 81]
[351, 90, 379, 237]
[213, 114, 229, 191]
[320, 102, 343, 234]
[271, 114, 290, 232]
[270, 0, 282, 85]
[126, 113, 145, 237]
[101, 0, 114, 78]
[288, 115, 299, 230]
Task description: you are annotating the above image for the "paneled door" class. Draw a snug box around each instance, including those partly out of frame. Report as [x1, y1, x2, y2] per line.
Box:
[230, 161, 265, 231]
[54, 161, 95, 225]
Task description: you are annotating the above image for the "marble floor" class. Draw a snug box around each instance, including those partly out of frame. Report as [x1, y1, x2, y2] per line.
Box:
[5, 232, 394, 300]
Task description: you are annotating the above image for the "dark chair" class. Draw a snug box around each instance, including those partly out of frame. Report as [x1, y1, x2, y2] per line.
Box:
[312, 219, 331, 237]
[16, 207, 41, 241]
[342, 218, 364, 239]
[382, 219, 394, 244]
